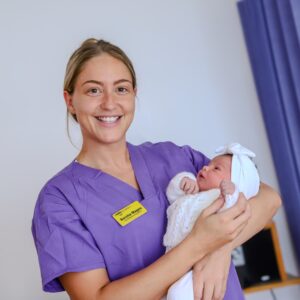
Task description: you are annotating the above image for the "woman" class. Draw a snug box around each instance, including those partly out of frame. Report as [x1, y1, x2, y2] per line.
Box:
[32, 38, 281, 300]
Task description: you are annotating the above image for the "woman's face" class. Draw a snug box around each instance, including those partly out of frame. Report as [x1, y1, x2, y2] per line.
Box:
[64, 53, 136, 146]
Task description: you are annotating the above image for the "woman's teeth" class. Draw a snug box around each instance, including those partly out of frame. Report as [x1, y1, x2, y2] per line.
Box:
[96, 116, 120, 123]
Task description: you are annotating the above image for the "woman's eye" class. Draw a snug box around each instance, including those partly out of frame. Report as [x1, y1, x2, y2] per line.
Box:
[87, 88, 101, 95]
[116, 86, 129, 94]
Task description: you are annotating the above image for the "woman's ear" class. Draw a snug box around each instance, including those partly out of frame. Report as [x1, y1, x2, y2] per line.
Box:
[64, 90, 76, 115]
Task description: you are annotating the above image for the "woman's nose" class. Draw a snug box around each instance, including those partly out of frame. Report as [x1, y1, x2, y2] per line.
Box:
[100, 91, 116, 110]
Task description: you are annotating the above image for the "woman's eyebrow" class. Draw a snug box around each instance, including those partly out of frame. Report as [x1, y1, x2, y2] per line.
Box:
[81, 79, 132, 86]
[114, 79, 132, 85]
[82, 80, 103, 86]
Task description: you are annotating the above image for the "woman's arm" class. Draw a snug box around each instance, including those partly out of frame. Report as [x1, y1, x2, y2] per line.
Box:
[229, 182, 281, 249]
[61, 235, 203, 300]
[192, 182, 282, 300]
[60, 196, 251, 300]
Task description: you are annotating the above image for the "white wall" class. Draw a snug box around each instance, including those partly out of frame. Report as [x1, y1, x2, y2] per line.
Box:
[1, 0, 299, 299]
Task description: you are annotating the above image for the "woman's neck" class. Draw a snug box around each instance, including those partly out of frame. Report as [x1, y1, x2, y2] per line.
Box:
[76, 139, 130, 171]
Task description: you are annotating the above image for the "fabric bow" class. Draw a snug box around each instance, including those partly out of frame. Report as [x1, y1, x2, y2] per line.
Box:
[215, 142, 256, 158]
[215, 142, 260, 209]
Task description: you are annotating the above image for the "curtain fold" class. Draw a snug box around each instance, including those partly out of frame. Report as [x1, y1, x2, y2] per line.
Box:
[238, 0, 300, 265]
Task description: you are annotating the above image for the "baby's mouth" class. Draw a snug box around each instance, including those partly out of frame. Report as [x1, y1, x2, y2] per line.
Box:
[198, 173, 205, 180]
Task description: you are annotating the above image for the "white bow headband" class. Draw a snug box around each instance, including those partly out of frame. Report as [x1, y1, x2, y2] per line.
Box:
[215, 143, 260, 200]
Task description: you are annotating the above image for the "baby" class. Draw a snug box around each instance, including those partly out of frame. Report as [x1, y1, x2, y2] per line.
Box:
[163, 143, 260, 300]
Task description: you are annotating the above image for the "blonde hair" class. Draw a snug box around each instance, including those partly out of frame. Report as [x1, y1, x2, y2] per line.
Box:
[64, 38, 137, 122]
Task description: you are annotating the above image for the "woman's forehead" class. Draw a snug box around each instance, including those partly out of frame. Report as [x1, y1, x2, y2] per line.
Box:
[77, 54, 132, 84]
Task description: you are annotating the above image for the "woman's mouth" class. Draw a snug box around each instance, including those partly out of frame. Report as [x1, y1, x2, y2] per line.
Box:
[95, 116, 122, 123]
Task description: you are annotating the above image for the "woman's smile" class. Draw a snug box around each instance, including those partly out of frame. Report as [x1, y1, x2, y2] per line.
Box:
[95, 115, 123, 127]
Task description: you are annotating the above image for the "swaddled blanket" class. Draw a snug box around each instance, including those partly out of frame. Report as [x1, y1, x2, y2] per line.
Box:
[164, 172, 221, 252]
[163, 143, 260, 300]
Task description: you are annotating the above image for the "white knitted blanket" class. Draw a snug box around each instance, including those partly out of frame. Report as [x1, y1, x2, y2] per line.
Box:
[163, 172, 220, 251]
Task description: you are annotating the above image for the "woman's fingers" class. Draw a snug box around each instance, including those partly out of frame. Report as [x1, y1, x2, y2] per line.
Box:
[192, 194, 250, 253]
[193, 271, 204, 300]
[230, 203, 251, 236]
[203, 282, 214, 300]
[219, 193, 247, 220]
[219, 203, 251, 242]
[213, 283, 222, 300]
[202, 197, 225, 217]
[195, 282, 203, 300]
[212, 275, 227, 300]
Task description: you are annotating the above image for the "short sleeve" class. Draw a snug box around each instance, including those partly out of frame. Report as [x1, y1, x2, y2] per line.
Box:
[180, 144, 210, 171]
[32, 185, 106, 292]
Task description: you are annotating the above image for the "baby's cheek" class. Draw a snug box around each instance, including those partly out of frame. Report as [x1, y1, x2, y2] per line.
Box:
[196, 176, 200, 185]
[196, 176, 202, 189]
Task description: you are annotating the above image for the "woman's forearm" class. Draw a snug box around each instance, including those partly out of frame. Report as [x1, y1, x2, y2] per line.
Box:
[97, 195, 251, 300]
[97, 235, 204, 300]
[190, 183, 281, 299]
[228, 182, 282, 250]
[63, 235, 204, 300]
[63, 197, 250, 300]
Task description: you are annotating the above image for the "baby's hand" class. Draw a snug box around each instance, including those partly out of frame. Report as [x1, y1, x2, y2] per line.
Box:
[220, 180, 235, 198]
[180, 177, 200, 194]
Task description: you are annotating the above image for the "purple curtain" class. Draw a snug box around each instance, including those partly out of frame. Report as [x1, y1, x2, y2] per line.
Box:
[237, 0, 300, 265]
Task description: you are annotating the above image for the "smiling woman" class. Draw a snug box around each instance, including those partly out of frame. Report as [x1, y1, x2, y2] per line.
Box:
[64, 40, 136, 150]
[64, 54, 136, 147]
[31, 38, 281, 300]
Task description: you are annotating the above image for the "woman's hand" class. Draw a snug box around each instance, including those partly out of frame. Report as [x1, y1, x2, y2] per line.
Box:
[190, 193, 251, 256]
[192, 245, 232, 300]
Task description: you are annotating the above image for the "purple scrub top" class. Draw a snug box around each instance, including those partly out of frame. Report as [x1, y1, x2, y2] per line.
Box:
[32, 141, 245, 299]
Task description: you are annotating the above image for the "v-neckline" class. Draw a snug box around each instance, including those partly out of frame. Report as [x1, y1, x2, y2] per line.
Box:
[127, 142, 157, 199]
[71, 142, 157, 201]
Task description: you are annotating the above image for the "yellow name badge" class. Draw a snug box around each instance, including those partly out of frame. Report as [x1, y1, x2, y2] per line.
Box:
[112, 201, 147, 227]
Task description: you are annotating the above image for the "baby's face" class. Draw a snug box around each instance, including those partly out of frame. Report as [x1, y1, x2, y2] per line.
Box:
[196, 155, 232, 191]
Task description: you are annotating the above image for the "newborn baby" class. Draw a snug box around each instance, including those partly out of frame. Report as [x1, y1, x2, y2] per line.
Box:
[163, 143, 260, 300]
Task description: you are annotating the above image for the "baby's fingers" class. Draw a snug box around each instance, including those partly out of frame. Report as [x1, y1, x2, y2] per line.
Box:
[192, 184, 199, 194]
[185, 182, 197, 194]
[180, 179, 188, 190]
[184, 182, 192, 193]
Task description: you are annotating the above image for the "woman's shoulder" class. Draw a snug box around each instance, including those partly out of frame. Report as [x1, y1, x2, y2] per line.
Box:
[41, 162, 75, 193]
[132, 141, 210, 168]
[34, 162, 79, 213]
[133, 140, 196, 154]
